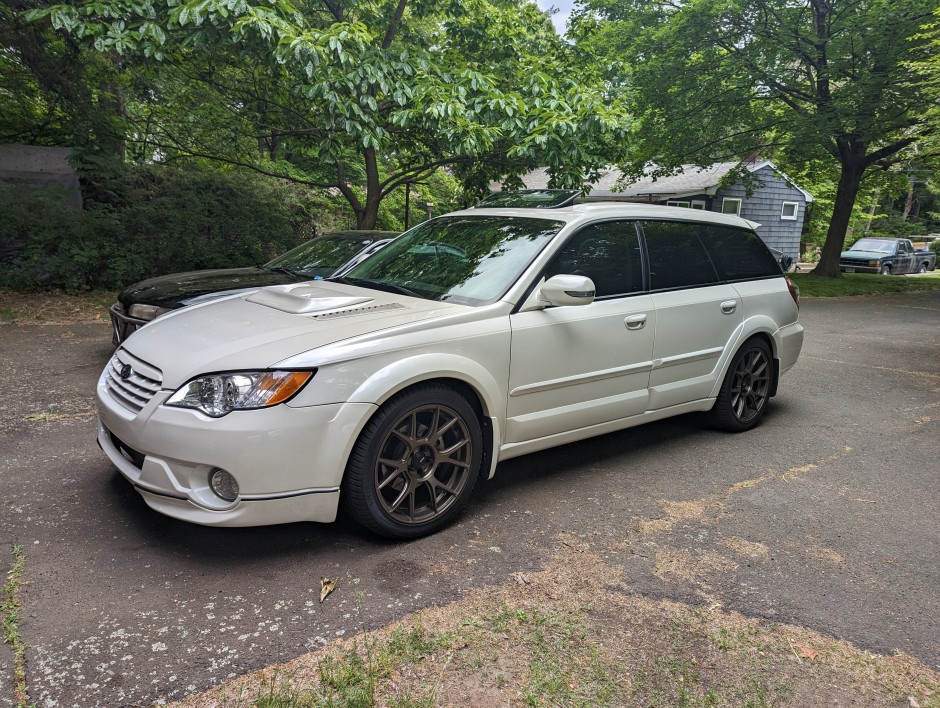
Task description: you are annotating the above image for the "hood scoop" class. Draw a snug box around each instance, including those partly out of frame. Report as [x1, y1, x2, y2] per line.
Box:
[312, 302, 406, 320]
[246, 285, 372, 315]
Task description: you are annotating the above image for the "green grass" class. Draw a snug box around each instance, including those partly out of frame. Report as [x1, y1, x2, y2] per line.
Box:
[2, 545, 33, 708]
[791, 271, 940, 297]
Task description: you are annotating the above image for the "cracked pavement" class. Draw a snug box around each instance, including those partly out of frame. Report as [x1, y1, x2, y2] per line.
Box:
[0, 291, 937, 706]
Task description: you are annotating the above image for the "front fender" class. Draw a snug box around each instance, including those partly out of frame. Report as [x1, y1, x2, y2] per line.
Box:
[346, 352, 506, 419]
[345, 353, 507, 480]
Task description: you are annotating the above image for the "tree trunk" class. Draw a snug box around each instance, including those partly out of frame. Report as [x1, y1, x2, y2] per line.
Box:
[356, 146, 382, 229]
[901, 176, 914, 221]
[813, 161, 865, 278]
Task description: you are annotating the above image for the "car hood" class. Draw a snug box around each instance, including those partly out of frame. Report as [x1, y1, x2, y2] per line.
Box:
[840, 250, 886, 260]
[117, 267, 309, 309]
[120, 282, 469, 388]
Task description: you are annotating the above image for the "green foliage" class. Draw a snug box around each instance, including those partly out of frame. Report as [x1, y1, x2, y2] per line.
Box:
[24, 0, 629, 228]
[573, 0, 938, 277]
[0, 165, 338, 292]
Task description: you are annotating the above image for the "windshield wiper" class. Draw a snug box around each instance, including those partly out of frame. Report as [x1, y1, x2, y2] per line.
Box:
[267, 266, 302, 277]
[328, 277, 422, 299]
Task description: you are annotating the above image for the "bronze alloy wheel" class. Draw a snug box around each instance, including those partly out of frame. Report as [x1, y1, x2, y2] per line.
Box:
[729, 347, 771, 424]
[374, 403, 473, 525]
[342, 384, 483, 538]
[713, 338, 774, 432]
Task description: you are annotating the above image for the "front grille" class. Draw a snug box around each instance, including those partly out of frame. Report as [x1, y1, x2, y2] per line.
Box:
[105, 350, 163, 413]
[840, 257, 871, 266]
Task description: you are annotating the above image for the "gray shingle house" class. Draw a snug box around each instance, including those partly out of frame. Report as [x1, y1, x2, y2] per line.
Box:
[511, 160, 813, 260]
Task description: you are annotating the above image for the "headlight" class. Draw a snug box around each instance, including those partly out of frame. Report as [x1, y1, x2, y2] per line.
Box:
[868, 260, 880, 267]
[128, 304, 172, 321]
[165, 370, 313, 417]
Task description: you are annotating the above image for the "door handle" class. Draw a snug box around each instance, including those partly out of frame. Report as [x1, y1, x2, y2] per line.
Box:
[720, 300, 737, 315]
[625, 314, 647, 330]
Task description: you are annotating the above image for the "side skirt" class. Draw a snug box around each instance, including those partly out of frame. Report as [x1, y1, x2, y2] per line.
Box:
[497, 398, 715, 463]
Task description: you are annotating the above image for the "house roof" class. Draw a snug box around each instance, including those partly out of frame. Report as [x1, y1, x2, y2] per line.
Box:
[504, 160, 814, 203]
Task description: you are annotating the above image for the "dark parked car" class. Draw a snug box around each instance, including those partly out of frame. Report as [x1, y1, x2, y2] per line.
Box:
[840, 237, 937, 275]
[109, 231, 397, 345]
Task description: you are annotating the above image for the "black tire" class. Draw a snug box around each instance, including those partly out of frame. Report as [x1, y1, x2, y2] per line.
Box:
[917, 262, 928, 274]
[341, 383, 483, 539]
[879, 264, 891, 275]
[712, 338, 773, 432]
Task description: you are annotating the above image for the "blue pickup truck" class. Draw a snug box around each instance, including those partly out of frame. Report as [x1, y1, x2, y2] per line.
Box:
[840, 237, 937, 275]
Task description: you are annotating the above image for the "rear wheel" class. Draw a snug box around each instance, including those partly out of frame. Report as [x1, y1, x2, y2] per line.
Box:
[712, 339, 773, 432]
[917, 262, 928, 274]
[342, 384, 483, 538]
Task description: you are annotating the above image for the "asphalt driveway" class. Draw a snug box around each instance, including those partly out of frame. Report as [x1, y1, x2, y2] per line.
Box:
[0, 291, 937, 707]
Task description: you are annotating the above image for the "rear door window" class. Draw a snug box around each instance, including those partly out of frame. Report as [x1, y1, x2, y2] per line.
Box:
[640, 221, 719, 290]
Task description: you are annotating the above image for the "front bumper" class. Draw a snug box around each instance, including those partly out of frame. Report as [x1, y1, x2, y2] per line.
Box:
[96, 369, 377, 526]
[108, 303, 149, 346]
[839, 263, 880, 273]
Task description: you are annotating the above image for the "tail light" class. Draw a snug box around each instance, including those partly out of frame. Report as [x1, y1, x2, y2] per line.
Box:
[785, 276, 800, 308]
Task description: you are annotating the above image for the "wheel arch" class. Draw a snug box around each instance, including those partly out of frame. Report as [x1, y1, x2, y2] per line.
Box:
[346, 354, 504, 479]
[711, 324, 780, 400]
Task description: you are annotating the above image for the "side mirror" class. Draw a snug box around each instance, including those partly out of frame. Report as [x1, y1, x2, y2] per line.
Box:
[538, 274, 596, 307]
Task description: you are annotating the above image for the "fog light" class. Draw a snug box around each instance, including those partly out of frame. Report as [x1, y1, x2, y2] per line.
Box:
[208, 468, 239, 502]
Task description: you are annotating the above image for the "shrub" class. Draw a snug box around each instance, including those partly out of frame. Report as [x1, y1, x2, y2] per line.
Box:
[0, 164, 346, 292]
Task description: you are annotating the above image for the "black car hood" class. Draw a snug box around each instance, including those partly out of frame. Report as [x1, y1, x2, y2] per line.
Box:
[117, 267, 332, 309]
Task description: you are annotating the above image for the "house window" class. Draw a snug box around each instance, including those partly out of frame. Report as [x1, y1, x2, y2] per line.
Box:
[721, 198, 742, 216]
[666, 200, 706, 210]
[781, 202, 798, 220]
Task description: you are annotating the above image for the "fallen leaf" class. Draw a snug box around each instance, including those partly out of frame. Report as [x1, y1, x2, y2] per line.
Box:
[320, 577, 336, 603]
[798, 646, 819, 661]
[853, 499, 877, 504]
[908, 697, 920, 708]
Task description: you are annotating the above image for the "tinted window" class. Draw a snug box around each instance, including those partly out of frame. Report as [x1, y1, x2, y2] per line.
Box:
[641, 221, 719, 290]
[477, 189, 580, 208]
[544, 221, 643, 297]
[701, 225, 781, 280]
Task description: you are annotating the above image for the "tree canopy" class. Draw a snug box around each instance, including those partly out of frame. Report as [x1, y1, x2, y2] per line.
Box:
[24, 0, 629, 228]
[573, 0, 938, 276]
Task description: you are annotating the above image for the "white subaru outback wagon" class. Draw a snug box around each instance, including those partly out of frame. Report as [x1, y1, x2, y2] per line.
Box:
[97, 200, 804, 538]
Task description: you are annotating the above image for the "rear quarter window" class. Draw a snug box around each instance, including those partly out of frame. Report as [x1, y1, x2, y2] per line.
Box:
[700, 225, 782, 281]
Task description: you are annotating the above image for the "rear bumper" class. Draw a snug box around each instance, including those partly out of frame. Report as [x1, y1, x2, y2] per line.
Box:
[777, 321, 804, 376]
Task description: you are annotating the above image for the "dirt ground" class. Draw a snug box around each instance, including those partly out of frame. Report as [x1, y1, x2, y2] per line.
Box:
[171, 537, 938, 708]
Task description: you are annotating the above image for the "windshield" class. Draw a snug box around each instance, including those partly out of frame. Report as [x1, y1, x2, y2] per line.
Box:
[849, 239, 896, 254]
[340, 215, 564, 305]
[266, 236, 372, 275]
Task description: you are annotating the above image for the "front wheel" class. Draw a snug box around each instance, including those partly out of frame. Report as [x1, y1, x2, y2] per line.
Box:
[880, 264, 892, 275]
[342, 384, 483, 538]
[712, 339, 773, 432]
